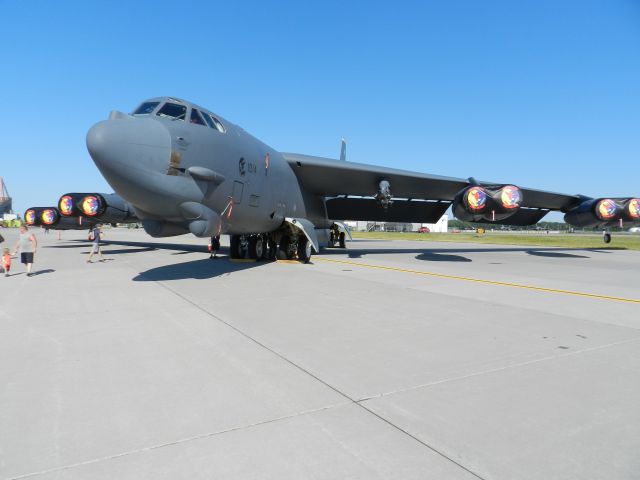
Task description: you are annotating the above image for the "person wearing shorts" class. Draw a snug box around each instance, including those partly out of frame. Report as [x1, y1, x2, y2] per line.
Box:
[87, 225, 105, 263]
[13, 225, 38, 276]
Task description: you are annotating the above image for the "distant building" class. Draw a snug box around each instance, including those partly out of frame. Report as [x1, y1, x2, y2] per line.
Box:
[0, 177, 12, 215]
[413, 215, 448, 233]
[344, 215, 449, 233]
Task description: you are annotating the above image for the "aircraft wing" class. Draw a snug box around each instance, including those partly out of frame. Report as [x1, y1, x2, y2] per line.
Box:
[283, 153, 582, 223]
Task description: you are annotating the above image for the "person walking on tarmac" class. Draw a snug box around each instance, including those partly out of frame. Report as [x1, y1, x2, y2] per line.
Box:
[86, 224, 106, 263]
[12, 225, 38, 276]
[209, 235, 221, 259]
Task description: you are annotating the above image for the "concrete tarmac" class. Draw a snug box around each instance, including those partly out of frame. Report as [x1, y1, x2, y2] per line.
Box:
[1, 228, 639, 479]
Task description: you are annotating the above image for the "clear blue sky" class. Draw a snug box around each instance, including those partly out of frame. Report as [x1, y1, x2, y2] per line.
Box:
[1, 0, 639, 220]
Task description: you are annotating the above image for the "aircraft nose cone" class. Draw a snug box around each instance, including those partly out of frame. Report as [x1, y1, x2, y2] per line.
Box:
[86, 121, 113, 167]
[87, 117, 171, 173]
[86, 117, 172, 208]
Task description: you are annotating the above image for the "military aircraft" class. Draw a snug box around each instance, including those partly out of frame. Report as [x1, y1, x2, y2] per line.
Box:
[83, 97, 640, 262]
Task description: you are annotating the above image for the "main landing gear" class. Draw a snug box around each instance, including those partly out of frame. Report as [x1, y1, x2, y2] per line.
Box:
[229, 232, 313, 263]
[602, 229, 612, 244]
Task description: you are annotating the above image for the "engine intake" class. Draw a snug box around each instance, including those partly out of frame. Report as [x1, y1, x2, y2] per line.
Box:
[564, 198, 640, 227]
[454, 185, 523, 222]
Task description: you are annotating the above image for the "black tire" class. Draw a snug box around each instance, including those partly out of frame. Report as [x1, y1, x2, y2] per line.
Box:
[339, 231, 346, 248]
[278, 236, 290, 260]
[249, 236, 264, 260]
[229, 235, 240, 259]
[603, 233, 612, 244]
[266, 239, 277, 260]
[298, 236, 312, 263]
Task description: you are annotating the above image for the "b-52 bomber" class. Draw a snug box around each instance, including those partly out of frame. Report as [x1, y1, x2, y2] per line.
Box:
[73, 96, 639, 262]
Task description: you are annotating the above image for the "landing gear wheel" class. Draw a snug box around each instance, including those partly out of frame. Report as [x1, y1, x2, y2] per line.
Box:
[233, 235, 248, 259]
[339, 231, 346, 249]
[298, 236, 312, 263]
[230, 235, 241, 259]
[328, 232, 336, 248]
[249, 236, 264, 260]
[266, 239, 277, 261]
[278, 236, 291, 260]
[603, 233, 612, 244]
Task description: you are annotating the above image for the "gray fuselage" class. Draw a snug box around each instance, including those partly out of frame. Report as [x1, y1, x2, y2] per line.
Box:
[86, 97, 321, 238]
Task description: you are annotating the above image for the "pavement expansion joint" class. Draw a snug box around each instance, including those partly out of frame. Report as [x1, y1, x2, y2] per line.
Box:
[357, 336, 640, 403]
[7, 404, 346, 480]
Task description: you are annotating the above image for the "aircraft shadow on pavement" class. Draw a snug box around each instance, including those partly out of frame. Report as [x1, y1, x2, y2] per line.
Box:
[133, 257, 258, 281]
[102, 240, 208, 253]
[49, 240, 209, 254]
[416, 252, 472, 262]
[93, 247, 157, 255]
[525, 250, 590, 259]
[324, 245, 612, 262]
[46, 243, 159, 255]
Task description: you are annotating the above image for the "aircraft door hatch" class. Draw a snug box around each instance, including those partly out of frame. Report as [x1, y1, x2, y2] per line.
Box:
[232, 181, 244, 204]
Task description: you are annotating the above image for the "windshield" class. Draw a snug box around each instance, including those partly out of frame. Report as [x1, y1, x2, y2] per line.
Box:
[132, 101, 160, 115]
[156, 102, 187, 121]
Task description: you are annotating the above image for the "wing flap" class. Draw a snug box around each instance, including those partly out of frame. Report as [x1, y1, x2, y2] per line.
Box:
[326, 198, 450, 223]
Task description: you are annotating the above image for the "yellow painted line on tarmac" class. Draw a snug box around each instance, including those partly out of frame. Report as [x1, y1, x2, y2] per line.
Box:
[276, 259, 304, 264]
[314, 257, 640, 305]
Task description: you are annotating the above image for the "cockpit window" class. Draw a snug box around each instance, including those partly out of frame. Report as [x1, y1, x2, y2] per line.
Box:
[200, 111, 216, 129]
[190, 108, 206, 126]
[133, 101, 160, 115]
[156, 102, 187, 121]
[201, 111, 226, 133]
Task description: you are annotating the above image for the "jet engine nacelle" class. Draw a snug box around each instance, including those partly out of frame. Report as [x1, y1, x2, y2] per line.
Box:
[58, 193, 136, 223]
[24, 207, 84, 229]
[453, 185, 523, 222]
[25, 207, 53, 227]
[564, 198, 640, 227]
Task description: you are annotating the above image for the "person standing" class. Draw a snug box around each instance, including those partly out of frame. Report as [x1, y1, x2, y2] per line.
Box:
[13, 226, 37, 276]
[86, 224, 105, 263]
[209, 234, 221, 259]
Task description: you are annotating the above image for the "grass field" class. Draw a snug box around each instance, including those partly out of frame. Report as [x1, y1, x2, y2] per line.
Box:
[351, 231, 640, 251]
